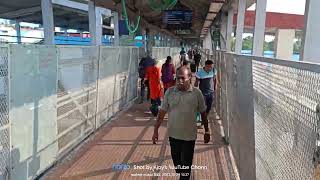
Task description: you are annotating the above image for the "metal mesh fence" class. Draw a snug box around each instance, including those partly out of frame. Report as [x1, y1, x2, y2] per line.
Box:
[1, 45, 142, 179]
[9, 45, 59, 180]
[128, 48, 139, 101]
[216, 51, 320, 180]
[0, 46, 9, 178]
[169, 47, 180, 67]
[152, 47, 171, 61]
[57, 46, 98, 155]
[96, 47, 119, 128]
[151, 47, 180, 68]
[215, 51, 226, 137]
[253, 58, 320, 180]
[224, 53, 255, 180]
[96, 47, 140, 129]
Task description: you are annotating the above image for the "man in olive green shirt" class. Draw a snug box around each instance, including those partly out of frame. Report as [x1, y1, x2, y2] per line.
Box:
[152, 67, 210, 180]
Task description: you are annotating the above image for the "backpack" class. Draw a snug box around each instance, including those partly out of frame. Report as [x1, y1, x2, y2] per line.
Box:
[161, 64, 174, 83]
[138, 58, 146, 78]
[138, 66, 145, 78]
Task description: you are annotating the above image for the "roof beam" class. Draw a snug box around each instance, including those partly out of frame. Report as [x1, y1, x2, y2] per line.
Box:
[52, 0, 111, 17]
[52, 0, 88, 11]
[0, 2, 19, 9]
[0, 6, 41, 19]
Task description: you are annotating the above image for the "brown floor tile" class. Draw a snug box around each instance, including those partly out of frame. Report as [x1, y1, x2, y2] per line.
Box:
[44, 103, 238, 180]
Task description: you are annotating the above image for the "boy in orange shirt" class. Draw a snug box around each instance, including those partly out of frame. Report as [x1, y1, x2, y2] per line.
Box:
[144, 59, 163, 116]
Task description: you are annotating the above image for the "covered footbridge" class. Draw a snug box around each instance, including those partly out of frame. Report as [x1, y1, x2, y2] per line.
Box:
[0, 0, 320, 180]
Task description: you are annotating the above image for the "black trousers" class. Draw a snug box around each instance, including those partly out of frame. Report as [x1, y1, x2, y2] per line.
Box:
[203, 93, 214, 114]
[169, 137, 196, 180]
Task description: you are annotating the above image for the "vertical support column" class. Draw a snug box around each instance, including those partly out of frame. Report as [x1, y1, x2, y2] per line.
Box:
[41, 0, 54, 45]
[301, 0, 320, 62]
[252, 0, 267, 56]
[220, 13, 228, 50]
[63, 28, 68, 36]
[275, 29, 295, 60]
[235, 0, 246, 54]
[146, 28, 152, 56]
[160, 35, 164, 47]
[142, 29, 146, 51]
[113, 11, 120, 46]
[15, 21, 21, 44]
[89, 1, 102, 45]
[226, 8, 234, 51]
[158, 34, 161, 47]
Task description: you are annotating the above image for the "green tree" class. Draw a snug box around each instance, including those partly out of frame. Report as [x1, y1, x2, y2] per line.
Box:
[264, 40, 274, 51]
[242, 36, 253, 50]
[293, 39, 301, 54]
[230, 36, 275, 52]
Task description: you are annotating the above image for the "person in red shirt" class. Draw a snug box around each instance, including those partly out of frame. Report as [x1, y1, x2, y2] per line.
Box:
[144, 59, 163, 116]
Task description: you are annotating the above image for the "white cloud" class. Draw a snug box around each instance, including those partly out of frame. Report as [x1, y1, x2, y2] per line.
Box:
[248, 0, 305, 15]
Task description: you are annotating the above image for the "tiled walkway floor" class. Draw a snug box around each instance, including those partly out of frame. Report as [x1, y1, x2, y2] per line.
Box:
[44, 103, 240, 180]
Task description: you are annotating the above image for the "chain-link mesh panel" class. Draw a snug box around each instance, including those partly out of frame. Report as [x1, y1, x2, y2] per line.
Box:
[152, 47, 171, 61]
[215, 51, 223, 129]
[128, 48, 139, 101]
[57, 46, 98, 155]
[139, 47, 146, 59]
[212, 51, 320, 180]
[9, 45, 58, 179]
[115, 48, 131, 109]
[0, 46, 9, 177]
[169, 47, 180, 67]
[223, 54, 256, 180]
[253, 59, 320, 180]
[96, 47, 119, 128]
[96, 47, 139, 128]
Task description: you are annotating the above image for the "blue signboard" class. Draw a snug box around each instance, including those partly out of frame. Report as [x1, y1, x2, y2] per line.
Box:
[163, 10, 192, 30]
